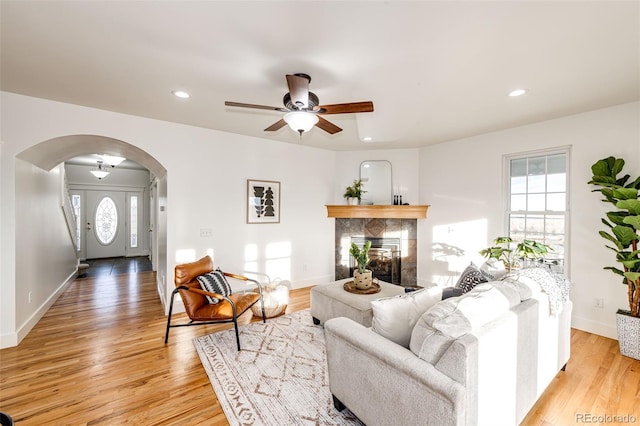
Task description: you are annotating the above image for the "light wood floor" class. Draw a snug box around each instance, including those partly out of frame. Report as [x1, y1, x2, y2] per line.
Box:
[1, 269, 638, 425]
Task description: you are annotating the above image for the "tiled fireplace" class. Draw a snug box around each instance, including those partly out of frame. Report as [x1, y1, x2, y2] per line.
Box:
[335, 218, 417, 286]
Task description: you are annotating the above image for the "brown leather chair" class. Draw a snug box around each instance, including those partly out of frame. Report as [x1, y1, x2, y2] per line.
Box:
[164, 255, 265, 350]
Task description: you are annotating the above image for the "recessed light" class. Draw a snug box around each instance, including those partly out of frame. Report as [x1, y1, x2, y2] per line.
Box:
[172, 90, 190, 99]
[508, 89, 527, 97]
[362, 136, 373, 142]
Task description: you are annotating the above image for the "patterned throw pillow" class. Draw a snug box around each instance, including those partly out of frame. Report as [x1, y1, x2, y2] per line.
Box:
[196, 268, 232, 304]
[455, 263, 492, 293]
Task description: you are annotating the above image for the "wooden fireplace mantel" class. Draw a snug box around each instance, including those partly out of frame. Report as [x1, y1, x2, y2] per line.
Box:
[325, 205, 429, 219]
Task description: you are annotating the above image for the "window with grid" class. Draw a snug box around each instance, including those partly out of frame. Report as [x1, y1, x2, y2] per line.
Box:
[506, 148, 570, 273]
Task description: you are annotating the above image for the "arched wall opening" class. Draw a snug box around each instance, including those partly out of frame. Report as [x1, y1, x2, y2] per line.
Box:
[10, 134, 168, 346]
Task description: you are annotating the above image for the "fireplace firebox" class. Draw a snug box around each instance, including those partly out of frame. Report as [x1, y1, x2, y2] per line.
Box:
[350, 237, 401, 284]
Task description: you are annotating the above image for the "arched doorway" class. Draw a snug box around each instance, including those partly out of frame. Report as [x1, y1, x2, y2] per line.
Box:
[16, 134, 168, 290]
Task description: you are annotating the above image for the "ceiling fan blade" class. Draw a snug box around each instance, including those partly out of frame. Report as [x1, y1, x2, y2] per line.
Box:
[316, 116, 342, 134]
[317, 101, 374, 115]
[286, 74, 310, 109]
[264, 119, 287, 132]
[225, 101, 287, 112]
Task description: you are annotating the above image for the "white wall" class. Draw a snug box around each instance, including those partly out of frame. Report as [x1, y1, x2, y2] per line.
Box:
[418, 101, 640, 339]
[14, 160, 79, 343]
[0, 91, 337, 347]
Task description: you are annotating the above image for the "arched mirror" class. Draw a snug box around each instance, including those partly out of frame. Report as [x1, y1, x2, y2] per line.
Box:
[360, 160, 392, 205]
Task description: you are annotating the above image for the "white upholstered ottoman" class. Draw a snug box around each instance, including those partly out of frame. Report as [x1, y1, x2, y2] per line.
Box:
[310, 278, 405, 326]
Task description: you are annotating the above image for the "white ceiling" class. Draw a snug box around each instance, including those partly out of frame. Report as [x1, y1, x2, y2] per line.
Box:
[1, 1, 638, 152]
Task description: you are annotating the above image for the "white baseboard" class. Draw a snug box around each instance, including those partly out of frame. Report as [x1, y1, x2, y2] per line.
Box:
[290, 275, 334, 289]
[12, 269, 77, 347]
[0, 332, 18, 348]
[571, 314, 618, 340]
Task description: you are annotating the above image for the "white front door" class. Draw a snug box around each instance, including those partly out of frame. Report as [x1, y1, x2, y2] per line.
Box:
[86, 191, 127, 259]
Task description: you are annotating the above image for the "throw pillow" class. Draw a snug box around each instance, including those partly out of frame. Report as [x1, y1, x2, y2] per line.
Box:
[196, 268, 232, 304]
[371, 286, 443, 348]
[480, 258, 507, 280]
[441, 287, 464, 300]
[454, 262, 492, 293]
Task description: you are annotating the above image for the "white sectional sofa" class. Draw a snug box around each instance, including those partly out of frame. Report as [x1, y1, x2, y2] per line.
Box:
[324, 270, 572, 426]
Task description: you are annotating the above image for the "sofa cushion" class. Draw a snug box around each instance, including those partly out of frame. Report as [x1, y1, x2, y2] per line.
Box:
[197, 268, 232, 304]
[455, 262, 492, 293]
[371, 286, 443, 348]
[409, 283, 518, 363]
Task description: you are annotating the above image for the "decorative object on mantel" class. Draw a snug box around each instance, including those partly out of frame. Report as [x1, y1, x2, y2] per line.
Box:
[326, 204, 429, 219]
[588, 156, 640, 360]
[350, 240, 373, 289]
[247, 179, 280, 224]
[343, 179, 366, 205]
[392, 184, 403, 205]
[479, 236, 554, 272]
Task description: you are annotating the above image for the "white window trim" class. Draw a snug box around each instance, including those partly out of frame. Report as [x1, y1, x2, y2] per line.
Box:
[503, 145, 572, 277]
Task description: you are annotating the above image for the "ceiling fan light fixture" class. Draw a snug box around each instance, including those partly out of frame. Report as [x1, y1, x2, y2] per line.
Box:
[283, 111, 318, 134]
[90, 161, 110, 179]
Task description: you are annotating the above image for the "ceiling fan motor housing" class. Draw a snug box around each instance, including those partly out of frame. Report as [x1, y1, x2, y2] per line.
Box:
[283, 92, 319, 111]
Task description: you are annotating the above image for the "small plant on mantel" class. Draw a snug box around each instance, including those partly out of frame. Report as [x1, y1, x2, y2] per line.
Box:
[343, 179, 366, 205]
[479, 236, 553, 272]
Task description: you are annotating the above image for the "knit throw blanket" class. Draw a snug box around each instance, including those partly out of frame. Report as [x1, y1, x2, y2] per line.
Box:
[504, 267, 570, 315]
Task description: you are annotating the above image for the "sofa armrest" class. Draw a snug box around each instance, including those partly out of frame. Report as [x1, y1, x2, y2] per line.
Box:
[324, 317, 465, 426]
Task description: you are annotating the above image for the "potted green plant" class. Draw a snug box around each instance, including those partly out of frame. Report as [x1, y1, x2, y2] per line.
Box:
[588, 156, 640, 360]
[479, 236, 553, 272]
[350, 240, 372, 289]
[344, 179, 366, 205]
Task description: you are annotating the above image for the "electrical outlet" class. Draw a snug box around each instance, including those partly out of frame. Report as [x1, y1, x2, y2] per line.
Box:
[594, 298, 604, 309]
[200, 228, 212, 238]
[28, 291, 32, 304]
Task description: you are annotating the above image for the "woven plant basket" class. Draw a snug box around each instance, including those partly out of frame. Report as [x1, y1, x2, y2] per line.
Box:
[252, 283, 289, 318]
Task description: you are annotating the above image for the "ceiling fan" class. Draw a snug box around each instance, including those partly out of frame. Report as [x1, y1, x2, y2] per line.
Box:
[225, 73, 374, 135]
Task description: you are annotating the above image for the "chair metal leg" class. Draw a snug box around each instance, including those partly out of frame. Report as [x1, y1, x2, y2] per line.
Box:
[233, 317, 241, 351]
[164, 288, 179, 344]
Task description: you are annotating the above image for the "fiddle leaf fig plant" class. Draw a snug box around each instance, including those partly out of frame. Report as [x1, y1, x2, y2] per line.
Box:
[350, 240, 372, 274]
[588, 156, 640, 318]
[479, 236, 553, 271]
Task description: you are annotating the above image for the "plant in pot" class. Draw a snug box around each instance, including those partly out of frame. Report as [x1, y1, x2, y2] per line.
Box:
[344, 179, 366, 206]
[350, 240, 372, 289]
[588, 156, 640, 360]
[479, 236, 553, 272]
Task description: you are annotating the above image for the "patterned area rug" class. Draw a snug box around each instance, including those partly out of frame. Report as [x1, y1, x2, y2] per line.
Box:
[193, 309, 363, 426]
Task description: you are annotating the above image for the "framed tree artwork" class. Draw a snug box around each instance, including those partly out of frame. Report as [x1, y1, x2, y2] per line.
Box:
[247, 179, 280, 224]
